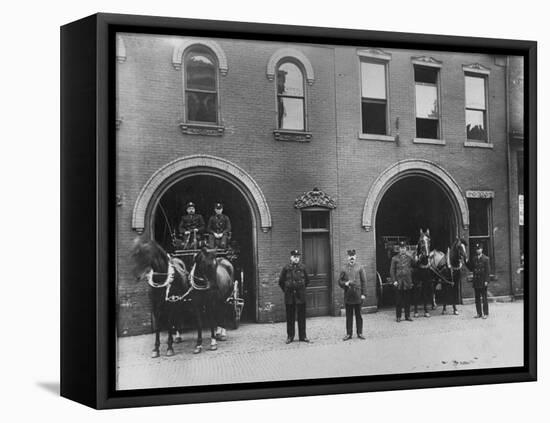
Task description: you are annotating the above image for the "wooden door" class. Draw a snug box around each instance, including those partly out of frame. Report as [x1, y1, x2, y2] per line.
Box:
[302, 231, 331, 316]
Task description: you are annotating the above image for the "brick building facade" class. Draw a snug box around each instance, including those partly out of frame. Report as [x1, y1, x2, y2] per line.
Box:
[115, 33, 524, 336]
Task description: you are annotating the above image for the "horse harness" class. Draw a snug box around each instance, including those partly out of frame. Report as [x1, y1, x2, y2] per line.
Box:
[144, 255, 193, 303]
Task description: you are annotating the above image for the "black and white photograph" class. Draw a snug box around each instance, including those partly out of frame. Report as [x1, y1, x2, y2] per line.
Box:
[114, 31, 527, 391]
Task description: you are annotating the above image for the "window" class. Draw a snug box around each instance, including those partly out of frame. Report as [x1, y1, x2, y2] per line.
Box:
[465, 74, 488, 142]
[361, 61, 388, 135]
[468, 198, 493, 270]
[185, 48, 218, 124]
[277, 61, 305, 131]
[415, 66, 440, 139]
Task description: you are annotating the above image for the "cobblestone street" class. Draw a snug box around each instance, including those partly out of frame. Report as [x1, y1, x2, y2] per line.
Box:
[116, 301, 523, 390]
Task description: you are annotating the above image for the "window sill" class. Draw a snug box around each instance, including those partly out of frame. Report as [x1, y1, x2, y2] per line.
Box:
[179, 122, 225, 137]
[273, 129, 312, 142]
[464, 140, 493, 149]
[358, 133, 396, 142]
[413, 138, 446, 145]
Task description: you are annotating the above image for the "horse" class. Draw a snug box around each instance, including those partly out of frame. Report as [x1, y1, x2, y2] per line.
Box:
[412, 229, 434, 317]
[428, 237, 468, 315]
[130, 237, 189, 358]
[189, 247, 234, 352]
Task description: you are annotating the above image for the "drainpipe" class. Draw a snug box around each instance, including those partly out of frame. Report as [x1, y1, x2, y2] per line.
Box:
[504, 56, 515, 299]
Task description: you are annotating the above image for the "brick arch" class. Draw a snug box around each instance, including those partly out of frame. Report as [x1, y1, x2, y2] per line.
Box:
[362, 159, 469, 232]
[132, 155, 272, 234]
[171, 39, 228, 75]
[266, 47, 315, 85]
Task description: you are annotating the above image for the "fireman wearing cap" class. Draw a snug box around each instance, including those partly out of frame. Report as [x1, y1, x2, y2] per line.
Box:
[278, 250, 310, 344]
[178, 202, 205, 249]
[207, 203, 232, 249]
[390, 241, 415, 322]
[466, 243, 491, 319]
[339, 249, 367, 340]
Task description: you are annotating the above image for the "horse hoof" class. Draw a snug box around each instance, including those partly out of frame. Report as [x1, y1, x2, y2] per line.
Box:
[193, 346, 202, 354]
[216, 334, 227, 341]
[209, 344, 218, 351]
[151, 350, 160, 358]
[166, 348, 174, 357]
[174, 336, 183, 344]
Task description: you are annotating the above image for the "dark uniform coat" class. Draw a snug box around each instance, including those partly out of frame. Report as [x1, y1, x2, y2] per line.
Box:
[178, 213, 205, 235]
[207, 213, 232, 235]
[390, 252, 415, 290]
[338, 263, 367, 304]
[278, 263, 310, 305]
[467, 254, 490, 289]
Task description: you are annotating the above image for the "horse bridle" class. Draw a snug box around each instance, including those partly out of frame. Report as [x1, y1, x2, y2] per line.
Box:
[189, 263, 211, 291]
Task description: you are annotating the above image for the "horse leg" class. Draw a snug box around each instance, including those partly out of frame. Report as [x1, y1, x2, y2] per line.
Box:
[215, 299, 227, 341]
[166, 308, 175, 356]
[207, 296, 218, 351]
[166, 327, 174, 356]
[193, 304, 203, 354]
[151, 313, 160, 358]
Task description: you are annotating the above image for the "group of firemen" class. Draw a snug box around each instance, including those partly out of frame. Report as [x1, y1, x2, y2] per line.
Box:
[278, 242, 491, 344]
[176, 201, 232, 250]
[177, 201, 492, 344]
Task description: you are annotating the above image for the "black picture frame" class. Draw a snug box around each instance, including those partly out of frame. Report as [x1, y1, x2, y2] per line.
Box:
[60, 12, 537, 409]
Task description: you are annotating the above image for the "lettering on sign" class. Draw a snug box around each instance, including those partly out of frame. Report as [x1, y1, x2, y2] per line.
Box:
[466, 190, 495, 199]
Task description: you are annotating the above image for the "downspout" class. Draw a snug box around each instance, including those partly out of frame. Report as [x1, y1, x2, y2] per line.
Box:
[504, 56, 516, 298]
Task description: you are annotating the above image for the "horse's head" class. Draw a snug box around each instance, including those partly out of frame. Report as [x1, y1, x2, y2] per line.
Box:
[193, 247, 218, 284]
[417, 228, 431, 261]
[130, 237, 168, 281]
[449, 237, 468, 267]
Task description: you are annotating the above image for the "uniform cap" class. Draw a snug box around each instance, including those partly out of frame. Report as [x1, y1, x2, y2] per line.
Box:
[347, 249, 356, 256]
[186, 201, 196, 208]
[215, 202, 223, 209]
[399, 241, 406, 247]
[290, 249, 301, 256]
[475, 243, 483, 250]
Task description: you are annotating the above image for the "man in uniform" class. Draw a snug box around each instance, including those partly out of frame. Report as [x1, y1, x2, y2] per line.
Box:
[467, 243, 491, 319]
[207, 203, 232, 249]
[390, 241, 415, 322]
[278, 250, 310, 344]
[338, 249, 367, 340]
[178, 202, 205, 249]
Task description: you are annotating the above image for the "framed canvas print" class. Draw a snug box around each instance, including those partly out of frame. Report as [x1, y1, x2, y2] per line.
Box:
[60, 13, 536, 409]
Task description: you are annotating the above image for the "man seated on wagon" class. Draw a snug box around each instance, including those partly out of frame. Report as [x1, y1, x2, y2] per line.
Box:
[178, 201, 205, 249]
[207, 202, 232, 249]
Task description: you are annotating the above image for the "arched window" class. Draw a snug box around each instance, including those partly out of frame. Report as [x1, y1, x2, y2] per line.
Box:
[184, 48, 218, 124]
[276, 61, 305, 131]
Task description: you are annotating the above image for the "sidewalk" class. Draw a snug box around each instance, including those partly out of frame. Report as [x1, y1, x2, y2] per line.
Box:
[116, 301, 524, 390]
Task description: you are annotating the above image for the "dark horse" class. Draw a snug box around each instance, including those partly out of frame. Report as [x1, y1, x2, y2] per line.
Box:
[130, 238, 189, 358]
[131, 238, 234, 355]
[189, 247, 234, 352]
[428, 237, 468, 315]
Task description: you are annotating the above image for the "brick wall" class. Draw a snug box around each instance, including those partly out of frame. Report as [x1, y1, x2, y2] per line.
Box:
[116, 34, 517, 335]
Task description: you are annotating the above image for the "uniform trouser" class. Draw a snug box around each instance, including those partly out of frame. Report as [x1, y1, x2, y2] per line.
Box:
[285, 303, 306, 339]
[395, 288, 411, 319]
[345, 304, 363, 335]
[474, 286, 489, 316]
[413, 283, 432, 313]
[208, 233, 228, 249]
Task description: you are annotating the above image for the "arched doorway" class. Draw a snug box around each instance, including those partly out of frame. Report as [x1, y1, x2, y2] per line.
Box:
[132, 155, 273, 324]
[362, 160, 469, 308]
[375, 175, 458, 307]
[152, 175, 256, 322]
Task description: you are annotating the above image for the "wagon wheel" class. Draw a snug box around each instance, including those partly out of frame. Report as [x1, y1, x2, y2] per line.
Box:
[227, 278, 244, 330]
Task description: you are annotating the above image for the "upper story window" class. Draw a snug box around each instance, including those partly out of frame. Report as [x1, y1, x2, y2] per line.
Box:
[185, 48, 218, 124]
[465, 74, 488, 142]
[414, 65, 441, 139]
[277, 61, 305, 131]
[361, 61, 388, 135]
[267, 48, 314, 142]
